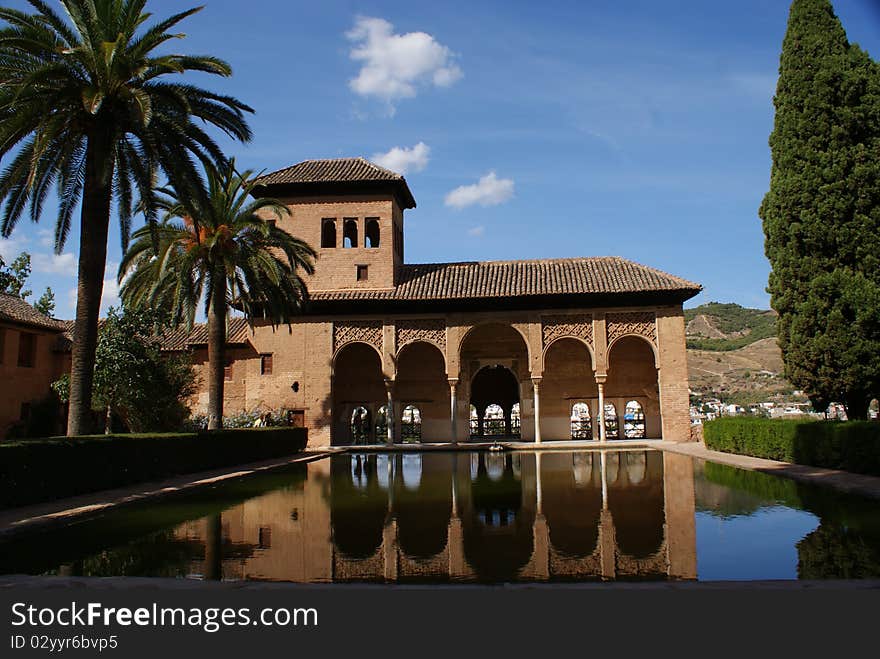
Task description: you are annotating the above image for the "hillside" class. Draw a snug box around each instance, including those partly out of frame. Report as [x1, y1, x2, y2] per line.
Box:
[684, 302, 796, 404]
[685, 302, 777, 351]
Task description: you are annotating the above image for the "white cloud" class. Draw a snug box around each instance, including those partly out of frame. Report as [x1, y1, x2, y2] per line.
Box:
[347, 16, 462, 110]
[467, 226, 485, 237]
[101, 261, 120, 313]
[371, 142, 430, 175]
[0, 235, 30, 260]
[32, 252, 77, 276]
[445, 172, 515, 209]
[37, 229, 54, 248]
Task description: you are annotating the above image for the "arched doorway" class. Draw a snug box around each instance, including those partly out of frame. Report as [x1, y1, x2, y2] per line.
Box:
[460, 323, 530, 440]
[332, 342, 385, 445]
[542, 338, 596, 440]
[395, 341, 447, 442]
[571, 402, 592, 439]
[470, 366, 520, 438]
[624, 400, 646, 438]
[606, 336, 661, 439]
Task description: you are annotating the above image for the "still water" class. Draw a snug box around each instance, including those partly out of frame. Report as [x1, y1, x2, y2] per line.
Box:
[2, 450, 878, 582]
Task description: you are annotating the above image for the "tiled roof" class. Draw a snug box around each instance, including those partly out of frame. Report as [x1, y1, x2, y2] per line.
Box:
[56, 317, 252, 352]
[255, 157, 403, 187]
[253, 157, 417, 209]
[308, 257, 701, 302]
[0, 293, 66, 331]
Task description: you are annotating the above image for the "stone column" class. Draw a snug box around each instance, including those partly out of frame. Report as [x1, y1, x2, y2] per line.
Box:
[449, 379, 459, 444]
[532, 378, 543, 444]
[598, 452, 615, 579]
[597, 378, 608, 443]
[385, 380, 395, 445]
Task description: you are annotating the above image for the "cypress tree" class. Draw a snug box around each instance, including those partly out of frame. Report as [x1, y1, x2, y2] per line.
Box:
[760, 0, 880, 419]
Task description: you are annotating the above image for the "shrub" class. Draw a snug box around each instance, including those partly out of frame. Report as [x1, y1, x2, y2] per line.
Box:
[704, 417, 880, 476]
[0, 427, 308, 509]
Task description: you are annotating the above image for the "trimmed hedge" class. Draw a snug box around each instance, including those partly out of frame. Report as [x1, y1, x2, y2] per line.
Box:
[704, 417, 880, 477]
[0, 427, 307, 509]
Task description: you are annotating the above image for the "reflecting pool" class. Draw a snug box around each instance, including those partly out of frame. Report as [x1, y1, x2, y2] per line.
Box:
[2, 451, 879, 582]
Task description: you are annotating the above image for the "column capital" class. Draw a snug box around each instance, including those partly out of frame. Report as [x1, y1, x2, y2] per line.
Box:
[531, 376, 543, 386]
[448, 378, 459, 387]
[595, 373, 607, 385]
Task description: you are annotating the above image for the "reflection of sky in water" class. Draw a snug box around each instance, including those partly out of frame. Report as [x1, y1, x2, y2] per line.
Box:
[401, 454, 421, 490]
[696, 507, 820, 581]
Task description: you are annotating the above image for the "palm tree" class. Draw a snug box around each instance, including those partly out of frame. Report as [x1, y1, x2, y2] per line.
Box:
[0, 1, 253, 435]
[119, 160, 316, 430]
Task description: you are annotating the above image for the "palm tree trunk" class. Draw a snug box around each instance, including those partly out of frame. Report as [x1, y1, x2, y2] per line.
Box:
[207, 277, 227, 430]
[67, 134, 113, 437]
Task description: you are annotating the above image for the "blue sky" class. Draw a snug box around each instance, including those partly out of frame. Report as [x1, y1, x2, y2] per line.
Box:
[3, 0, 880, 317]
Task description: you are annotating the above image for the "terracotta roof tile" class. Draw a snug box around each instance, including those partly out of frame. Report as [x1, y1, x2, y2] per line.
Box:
[309, 257, 701, 301]
[0, 293, 66, 331]
[254, 157, 403, 187]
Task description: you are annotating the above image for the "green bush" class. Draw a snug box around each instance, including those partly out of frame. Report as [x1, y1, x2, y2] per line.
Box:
[704, 417, 880, 476]
[0, 427, 307, 509]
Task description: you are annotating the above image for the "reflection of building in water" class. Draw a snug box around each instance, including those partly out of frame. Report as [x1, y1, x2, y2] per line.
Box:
[179, 451, 696, 583]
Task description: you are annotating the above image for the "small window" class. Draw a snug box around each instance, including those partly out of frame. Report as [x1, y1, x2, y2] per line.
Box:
[291, 381, 300, 393]
[17, 331, 36, 368]
[224, 359, 233, 381]
[258, 527, 272, 549]
[356, 265, 369, 281]
[343, 218, 358, 248]
[321, 219, 336, 248]
[365, 218, 380, 248]
[260, 354, 273, 376]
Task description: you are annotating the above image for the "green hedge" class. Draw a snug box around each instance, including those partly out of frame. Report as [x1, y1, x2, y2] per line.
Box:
[0, 427, 307, 509]
[704, 417, 880, 476]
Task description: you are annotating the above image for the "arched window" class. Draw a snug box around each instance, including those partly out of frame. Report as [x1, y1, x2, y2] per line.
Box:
[321, 218, 336, 248]
[624, 400, 646, 438]
[510, 403, 521, 436]
[343, 218, 358, 248]
[470, 404, 479, 437]
[375, 405, 388, 440]
[365, 218, 380, 248]
[484, 404, 505, 436]
[350, 406, 371, 444]
[604, 403, 619, 439]
[571, 402, 592, 439]
[401, 405, 421, 443]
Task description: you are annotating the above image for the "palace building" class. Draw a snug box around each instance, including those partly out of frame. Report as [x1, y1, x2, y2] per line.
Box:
[176, 157, 701, 448]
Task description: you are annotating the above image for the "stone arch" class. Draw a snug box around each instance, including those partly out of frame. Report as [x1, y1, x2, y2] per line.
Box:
[332, 342, 386, 445]
[365, 218, 380, 248]
[470, 366, 520, 438]
[541, 337, 597, 440]
[606, 335, 662, 439]
[459, 322, 532, 366]
[542, 335, 595, 364]
[607, 333, 659, 366]
[395, 341, 447, 442]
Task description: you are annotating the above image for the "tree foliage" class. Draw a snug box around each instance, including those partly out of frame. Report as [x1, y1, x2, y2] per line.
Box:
[0, 251, 32, 298]
[53, 306, 198, 433]
[0, 0, 253, 435]
[119, 160, 316, 429]
[759, 0, 880, 418]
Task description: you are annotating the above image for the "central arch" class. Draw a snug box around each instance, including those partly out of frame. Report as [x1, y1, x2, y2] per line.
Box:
[460, 323, 530, 440]
[332, 342, 385, 445]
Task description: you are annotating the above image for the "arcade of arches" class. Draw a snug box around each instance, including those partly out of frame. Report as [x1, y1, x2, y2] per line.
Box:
[328, 312, 684, 445]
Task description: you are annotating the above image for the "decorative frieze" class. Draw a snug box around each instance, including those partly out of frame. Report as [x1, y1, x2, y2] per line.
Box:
[606, 312, 657, 346]
[333, 320, 383, 354]
[395, 318, 446, 352]
[541, 314, 594, 348]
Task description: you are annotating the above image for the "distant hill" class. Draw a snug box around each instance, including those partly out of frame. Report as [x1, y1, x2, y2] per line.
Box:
[684, 302, 796, 404]
[684, 302, 777, 351]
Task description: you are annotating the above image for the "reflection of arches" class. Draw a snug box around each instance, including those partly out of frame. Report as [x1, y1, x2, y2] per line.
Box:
[331, 454, 387, 559]
[624, 400, 646, 439]
[464, 453, 534, 581]
[401, 405, 422, 443]
[608, 451, 665, 559]
[400, 453, 422, 489]
[542, 452, 602, 557]
[332, 342, 385, 446]
[571, 402, 592, 439]
[604, 403, 619, 439]
[393, 454, 453, 558]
